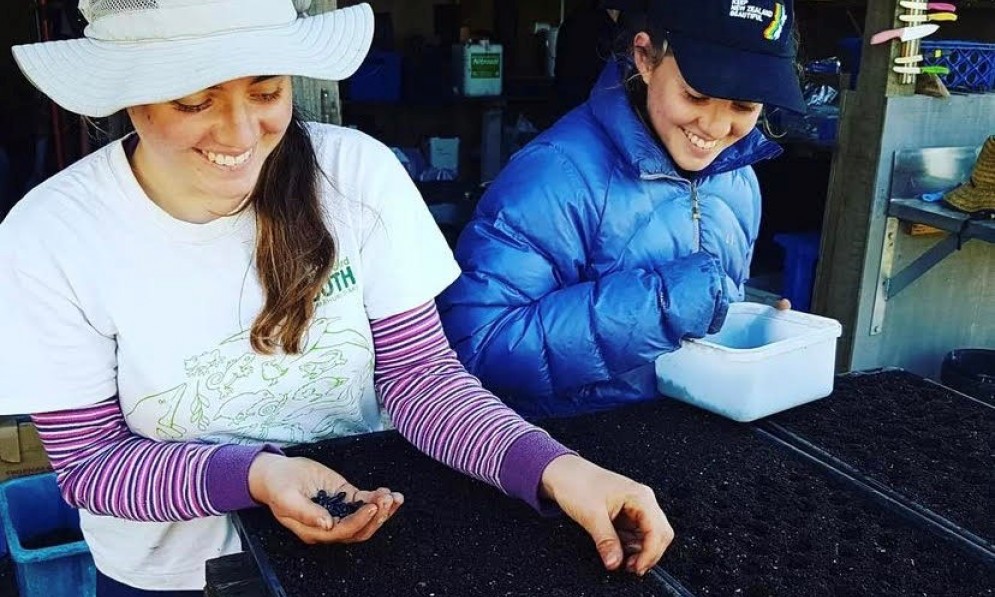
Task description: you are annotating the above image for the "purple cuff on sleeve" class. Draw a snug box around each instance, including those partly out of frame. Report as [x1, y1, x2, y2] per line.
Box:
[205, 443, 284, 513]
[499, 430, 575, 515]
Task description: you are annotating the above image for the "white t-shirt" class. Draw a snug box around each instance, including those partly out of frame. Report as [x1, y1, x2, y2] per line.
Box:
[0, 124, 460, 589]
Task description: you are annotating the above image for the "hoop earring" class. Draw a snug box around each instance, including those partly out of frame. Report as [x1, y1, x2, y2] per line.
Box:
[761, 107, 787, 140]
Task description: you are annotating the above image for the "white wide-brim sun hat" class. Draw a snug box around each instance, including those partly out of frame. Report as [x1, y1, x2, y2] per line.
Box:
[11, 0, 374, 118]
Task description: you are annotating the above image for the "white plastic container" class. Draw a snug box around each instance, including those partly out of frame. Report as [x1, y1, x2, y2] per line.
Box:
[655, 302, 843, 422]
[452, 41, 503, 97]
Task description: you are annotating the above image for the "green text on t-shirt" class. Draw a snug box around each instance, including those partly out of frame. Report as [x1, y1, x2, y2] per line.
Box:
[315, 258, 358, 306]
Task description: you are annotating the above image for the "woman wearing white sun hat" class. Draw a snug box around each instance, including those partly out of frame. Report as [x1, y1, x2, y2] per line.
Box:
[1, 1, 673, 594]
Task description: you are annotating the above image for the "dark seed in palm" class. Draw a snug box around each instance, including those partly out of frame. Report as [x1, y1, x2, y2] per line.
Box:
[311, 491, 363, 518]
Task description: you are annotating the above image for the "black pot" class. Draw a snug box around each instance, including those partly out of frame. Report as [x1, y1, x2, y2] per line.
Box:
[941, 349, 995, 403]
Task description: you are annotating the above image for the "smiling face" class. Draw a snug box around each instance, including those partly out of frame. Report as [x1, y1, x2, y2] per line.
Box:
[126, 75, 293, 222]
[632, 33, 763, 173]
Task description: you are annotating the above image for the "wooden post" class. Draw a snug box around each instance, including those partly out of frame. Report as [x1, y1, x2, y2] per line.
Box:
[293, 0, 342, 125]
[811, 0, 907, 369]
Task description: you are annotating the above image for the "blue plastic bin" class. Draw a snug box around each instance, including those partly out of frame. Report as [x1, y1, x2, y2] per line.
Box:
[346, 50, 402, 103]
[837, 36, 862, 89]
[0, 473, 96, 597]
[774, 232, 821, 313]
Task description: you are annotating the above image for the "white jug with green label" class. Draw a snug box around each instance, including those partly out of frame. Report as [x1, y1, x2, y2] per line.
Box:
[452, 40, 503, 97]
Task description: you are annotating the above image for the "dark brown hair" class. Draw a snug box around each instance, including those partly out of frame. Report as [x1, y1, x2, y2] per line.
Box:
[248, 109, 335, 354]
[632, 36, 671, 71]
[613, 7, 670, 66]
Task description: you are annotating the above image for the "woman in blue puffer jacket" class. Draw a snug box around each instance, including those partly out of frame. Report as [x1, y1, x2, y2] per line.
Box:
[439, 0, 804, 419]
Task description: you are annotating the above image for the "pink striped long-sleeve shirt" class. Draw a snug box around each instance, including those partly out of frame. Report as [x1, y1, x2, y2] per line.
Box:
[32, 301, 572, 521]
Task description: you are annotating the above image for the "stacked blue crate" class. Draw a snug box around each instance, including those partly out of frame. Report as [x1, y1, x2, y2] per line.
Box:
[0, 474, 96, 597]
[920, 41, 995, 93]
[774, 232, 822, 313]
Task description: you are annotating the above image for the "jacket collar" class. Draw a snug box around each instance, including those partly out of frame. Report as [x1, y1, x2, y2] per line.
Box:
[586, 60, 783, 180]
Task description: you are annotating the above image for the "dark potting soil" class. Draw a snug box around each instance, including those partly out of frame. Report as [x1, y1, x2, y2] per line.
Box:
[19, 527, 85, 550]
[239, 392, 995, 597]
[770, 369, 995, 546]
[238, 432, 669, 597]
[538, 398, 995, 596]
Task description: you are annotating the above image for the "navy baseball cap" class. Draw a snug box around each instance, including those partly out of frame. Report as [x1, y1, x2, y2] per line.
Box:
[648, 0, 806, 113]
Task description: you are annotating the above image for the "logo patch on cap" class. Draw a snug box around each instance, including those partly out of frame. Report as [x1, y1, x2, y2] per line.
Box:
[728, 0, 787, 41]
[764, 3, 787, 40]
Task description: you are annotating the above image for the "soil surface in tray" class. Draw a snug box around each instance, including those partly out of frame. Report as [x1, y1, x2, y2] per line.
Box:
[770, 369, 995, 546]
[538, 398, 995, 596]
[238, 434, 668, 597]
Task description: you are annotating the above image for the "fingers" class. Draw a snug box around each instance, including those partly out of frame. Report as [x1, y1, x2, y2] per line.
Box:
[385, 491, 405, 518]
[274, 480, 404, 545]
[348, 488, 403, 542]
[353, 488, 404, 521]
[311, 487, 403, 544]
[618, 529, 644, 555]
[775, 298, 792, 311]
[330, 501, 384, 543]
[580, 511, 625, 571]
[621, 489, 675, 576]
[281, 502, 380, 544]
[284, 489, 343, 531]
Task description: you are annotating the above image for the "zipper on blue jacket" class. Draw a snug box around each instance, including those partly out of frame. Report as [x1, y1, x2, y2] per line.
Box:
[690, 182, 702, 251]
[641, 172, 703, 251]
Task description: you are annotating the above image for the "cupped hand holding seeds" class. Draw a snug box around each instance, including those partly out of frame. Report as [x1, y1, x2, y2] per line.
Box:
[248, 452, 404, 544]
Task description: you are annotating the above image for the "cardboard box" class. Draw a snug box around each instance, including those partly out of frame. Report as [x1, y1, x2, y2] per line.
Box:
[0, 418, 52, 482]
[425, 137, 460, 173]
[904, 222, 945, 236]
